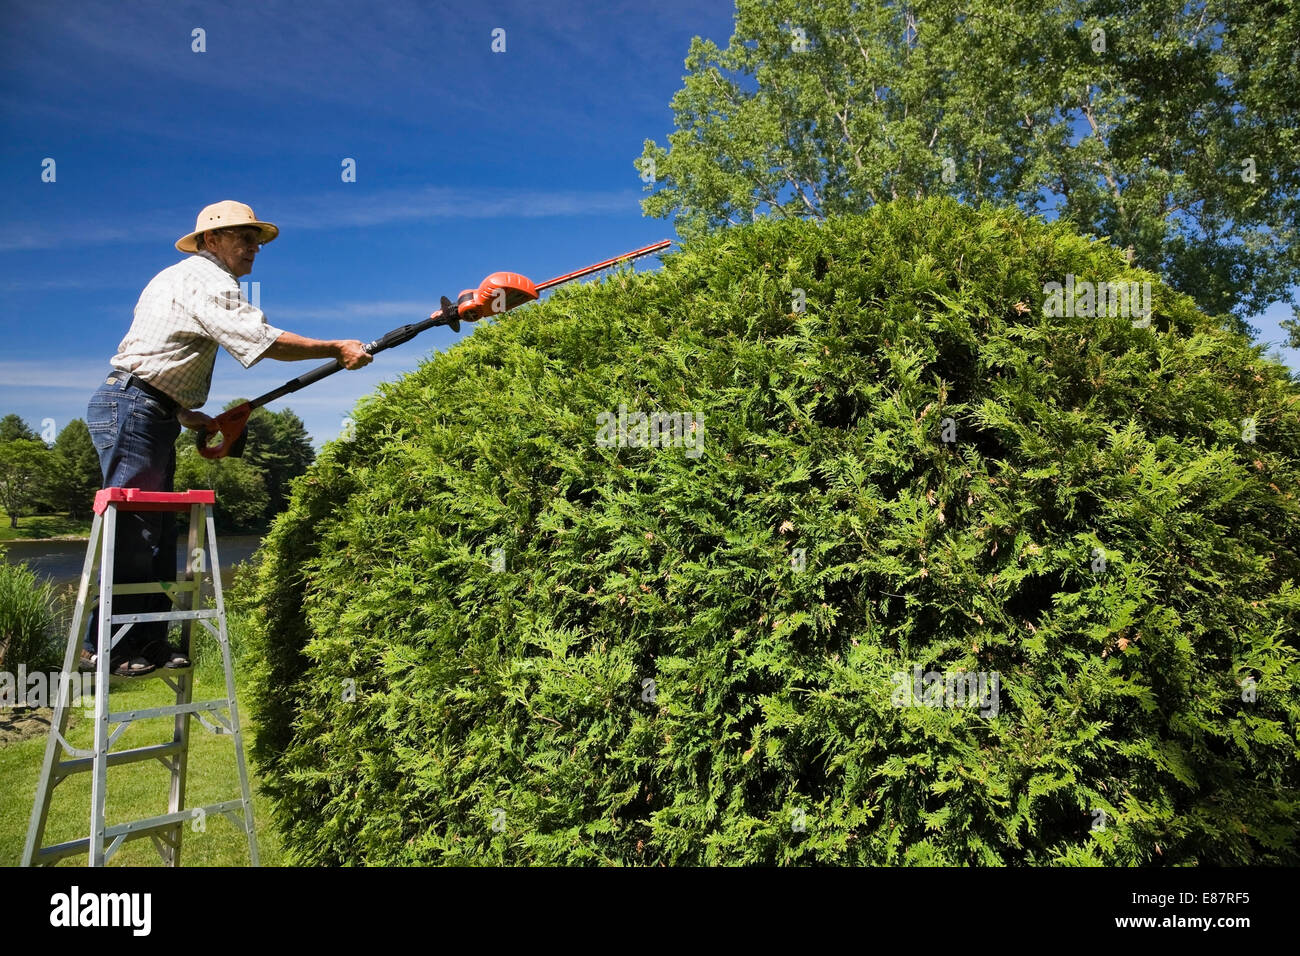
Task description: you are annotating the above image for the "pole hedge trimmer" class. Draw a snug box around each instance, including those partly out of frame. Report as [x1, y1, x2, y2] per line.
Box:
[189, 239, 672, 459]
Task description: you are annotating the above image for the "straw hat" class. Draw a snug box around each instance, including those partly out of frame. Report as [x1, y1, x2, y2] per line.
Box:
[175, 200, 279, 253]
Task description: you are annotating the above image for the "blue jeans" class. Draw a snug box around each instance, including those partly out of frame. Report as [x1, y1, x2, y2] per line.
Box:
[82, 370, 181, 657]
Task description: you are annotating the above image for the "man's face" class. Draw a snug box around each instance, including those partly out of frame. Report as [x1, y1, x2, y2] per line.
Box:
[203, 225, 262, 278]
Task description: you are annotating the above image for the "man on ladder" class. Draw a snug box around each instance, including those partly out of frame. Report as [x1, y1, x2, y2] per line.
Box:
[82, 200, 373, 676]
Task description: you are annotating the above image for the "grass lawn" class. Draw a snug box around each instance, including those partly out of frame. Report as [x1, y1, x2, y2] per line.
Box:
[0, 511, 91, 541]
[0, 657, 284, 867]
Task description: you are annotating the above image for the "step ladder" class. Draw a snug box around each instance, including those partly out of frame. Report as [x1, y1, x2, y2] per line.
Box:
[22, 487, 258, 867]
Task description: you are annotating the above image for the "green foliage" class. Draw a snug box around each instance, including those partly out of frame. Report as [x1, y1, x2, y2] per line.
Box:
[0, 552, 60, 671]
[46, 420, 102, 520]
[638, 0, 1298, 335]
[0, 440, 56, 530]
[174, 446, 269, 532]
[194, 562, 256, 675]
[0, 415, 40, 444]
[246, 196, 1300, 865]
[174, 403, 314, 529]
[239, 406, 315, 517]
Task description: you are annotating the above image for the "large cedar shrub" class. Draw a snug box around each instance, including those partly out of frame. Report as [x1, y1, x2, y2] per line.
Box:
[240, 196, 1300, 865]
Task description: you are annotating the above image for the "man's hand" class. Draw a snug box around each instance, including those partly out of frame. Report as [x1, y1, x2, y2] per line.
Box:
[176, 408, 216, 431]
[336, 340, 373, 370]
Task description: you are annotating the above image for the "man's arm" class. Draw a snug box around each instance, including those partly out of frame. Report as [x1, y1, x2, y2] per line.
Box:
[176, 332, 371, 430]
[262, 331, 373, 369]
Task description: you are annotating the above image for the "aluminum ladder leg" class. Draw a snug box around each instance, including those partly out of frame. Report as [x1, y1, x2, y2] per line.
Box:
[21, 487, 259, 867]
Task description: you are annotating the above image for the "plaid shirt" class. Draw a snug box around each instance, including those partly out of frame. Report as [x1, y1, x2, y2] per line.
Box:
[110, 250, 286, 408]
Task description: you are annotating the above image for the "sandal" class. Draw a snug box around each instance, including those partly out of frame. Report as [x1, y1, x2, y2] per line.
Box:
[139, 639, 191, 669]
[79, 648, 157, 677]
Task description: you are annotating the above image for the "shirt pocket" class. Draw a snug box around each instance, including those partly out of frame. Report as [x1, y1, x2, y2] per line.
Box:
[86, 400, 119, 454]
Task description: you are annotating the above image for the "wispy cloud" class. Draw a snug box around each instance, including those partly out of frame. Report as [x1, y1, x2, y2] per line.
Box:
[0, 346, 454, 434]
[0, 222, 177, 254]
[0, 186, 642, 253]
[267, 301, 437, 321]
[276, 186, 641, 230]
[5, 0, 483, 120]
[0, 276, 138, 293]
[0, 360, 120, 391]
[2, 0, 694, 145]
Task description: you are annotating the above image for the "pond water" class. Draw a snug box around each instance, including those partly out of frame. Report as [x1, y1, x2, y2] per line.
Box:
[2, 534, 265, 593]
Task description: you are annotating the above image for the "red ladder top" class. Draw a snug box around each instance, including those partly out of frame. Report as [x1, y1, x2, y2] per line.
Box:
[93, 488, 216, 514]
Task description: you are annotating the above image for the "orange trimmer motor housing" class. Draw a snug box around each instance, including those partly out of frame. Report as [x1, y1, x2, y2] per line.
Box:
[457, 271, 538, 321]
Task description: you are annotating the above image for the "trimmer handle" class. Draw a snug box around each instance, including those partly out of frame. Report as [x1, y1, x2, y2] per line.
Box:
[177, 244, 665, 463]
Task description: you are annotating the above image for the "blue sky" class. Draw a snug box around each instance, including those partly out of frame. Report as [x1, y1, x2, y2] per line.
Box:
[1, 0, 1296, 452]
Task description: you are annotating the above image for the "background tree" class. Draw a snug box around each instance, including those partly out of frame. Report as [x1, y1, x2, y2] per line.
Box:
[173, 444, 269, 532]
[46, 419, 103, 520]
[637, 0, 1298, 341]
[241, 406, 315, 518]
[174, 400, 314, 528]
[0, 439, 56, 528]
[0, 413, 60, 514]
[0, 414, 41, 443]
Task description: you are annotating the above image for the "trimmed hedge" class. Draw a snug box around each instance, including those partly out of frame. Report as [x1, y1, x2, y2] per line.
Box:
[242, 196, 1300, 865]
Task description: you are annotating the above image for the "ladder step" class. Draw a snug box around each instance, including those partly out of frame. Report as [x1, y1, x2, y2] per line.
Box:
[108, 699, 229, 723]
[34, 799, 249, 864]
[109, 609, 220, 624]
[55, 741, 185, 779]
[91, 581, 203, 596]
[94, 488, 215, 513]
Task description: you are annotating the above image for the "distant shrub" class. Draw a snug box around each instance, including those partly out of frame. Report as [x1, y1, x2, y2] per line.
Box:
[0, 554, 60, 673]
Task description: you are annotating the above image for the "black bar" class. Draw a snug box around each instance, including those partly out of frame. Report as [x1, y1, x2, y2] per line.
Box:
[246, 304, 455, 412]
